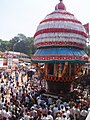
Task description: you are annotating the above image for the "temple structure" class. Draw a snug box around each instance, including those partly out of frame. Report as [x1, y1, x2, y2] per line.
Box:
[32, 0, 88, 93]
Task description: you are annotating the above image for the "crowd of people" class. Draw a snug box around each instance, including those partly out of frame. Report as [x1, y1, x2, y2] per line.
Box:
[0, 66, 90, 120]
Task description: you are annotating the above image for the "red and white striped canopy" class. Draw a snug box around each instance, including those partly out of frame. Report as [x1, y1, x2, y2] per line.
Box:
[34, 1, 88, 49]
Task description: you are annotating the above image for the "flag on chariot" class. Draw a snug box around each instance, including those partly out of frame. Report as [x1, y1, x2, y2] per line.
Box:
[83, 23, 89, 34]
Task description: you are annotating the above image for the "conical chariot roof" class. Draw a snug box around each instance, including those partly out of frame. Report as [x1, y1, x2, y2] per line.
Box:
[32, 0, 88, 63]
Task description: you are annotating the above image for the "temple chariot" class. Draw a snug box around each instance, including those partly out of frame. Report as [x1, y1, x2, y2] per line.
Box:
[32, 0, 88, 93]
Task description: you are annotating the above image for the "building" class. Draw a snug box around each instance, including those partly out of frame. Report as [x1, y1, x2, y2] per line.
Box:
[0, 51, 31, 68]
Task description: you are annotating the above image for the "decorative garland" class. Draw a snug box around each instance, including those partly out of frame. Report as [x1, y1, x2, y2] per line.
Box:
[47, 11, 74, 16]
[40, 18, 81, 24]
[34, 37, 86, 46]
[32, 55, 88, 61]
[36, 41, 84, 48]
[35, 32, 86, 41]
[46, 11, 74, 19]
[35, 37, 86, 44]
[37, 21, 83, 33]
[34, 28, 88, 38]
[44, 75, 75, 82]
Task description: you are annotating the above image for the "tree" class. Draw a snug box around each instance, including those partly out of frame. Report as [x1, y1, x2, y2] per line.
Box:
[7, 34, 36, 57]
[0, 39, 9, 52]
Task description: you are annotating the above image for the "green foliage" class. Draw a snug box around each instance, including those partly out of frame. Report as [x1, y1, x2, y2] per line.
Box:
[0, 39, 10, 52]
[0, 34, 36, 57]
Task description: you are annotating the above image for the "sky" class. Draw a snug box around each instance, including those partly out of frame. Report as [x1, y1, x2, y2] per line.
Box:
[0, 0, 90, 40]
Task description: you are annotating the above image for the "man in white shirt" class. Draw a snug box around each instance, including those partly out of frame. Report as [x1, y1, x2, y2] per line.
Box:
[47, 111, 53, 120]
[53, 104, 59, 118]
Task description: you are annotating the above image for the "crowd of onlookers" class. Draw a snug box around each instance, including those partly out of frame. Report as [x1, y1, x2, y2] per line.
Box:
[0, 67, 90, 120]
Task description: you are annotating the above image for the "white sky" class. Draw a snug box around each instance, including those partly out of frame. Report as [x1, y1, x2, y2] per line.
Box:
[0, 0, 90, 40]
